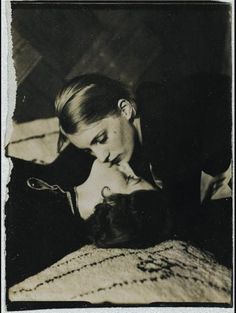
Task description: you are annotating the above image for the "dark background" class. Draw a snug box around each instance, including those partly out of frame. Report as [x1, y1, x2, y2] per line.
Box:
[11, 2, 231, 122]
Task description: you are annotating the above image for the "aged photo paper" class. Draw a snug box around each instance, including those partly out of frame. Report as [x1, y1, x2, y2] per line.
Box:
[1, 0, 235, 312]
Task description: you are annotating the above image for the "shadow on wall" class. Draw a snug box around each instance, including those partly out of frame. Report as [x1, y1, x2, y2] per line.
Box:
[11, 3, 231, 123]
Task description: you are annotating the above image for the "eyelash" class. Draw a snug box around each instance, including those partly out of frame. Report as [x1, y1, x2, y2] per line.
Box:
[83, 133, 107, 154]
[96, 134, 107, 145]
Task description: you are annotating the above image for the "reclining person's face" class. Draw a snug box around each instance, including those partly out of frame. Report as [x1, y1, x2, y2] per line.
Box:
[76, 160, 154, 220]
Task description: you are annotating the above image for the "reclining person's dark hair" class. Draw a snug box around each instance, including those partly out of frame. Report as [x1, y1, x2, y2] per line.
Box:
[85, 188, 232, 268]
[85, 190, 173, 248]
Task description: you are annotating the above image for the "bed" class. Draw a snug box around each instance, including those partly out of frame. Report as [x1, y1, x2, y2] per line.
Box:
[6, 118, 232, 304]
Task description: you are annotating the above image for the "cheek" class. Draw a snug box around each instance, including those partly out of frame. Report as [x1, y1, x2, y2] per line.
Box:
[127, 185, 139, 194]
[109, 177, 127, 194]
[78, 193, 98, 220]
[117, 123, 131, 146]
[109, 130, 124, 150]
[121, 122, 134, 148]
[127, 182, 154, 194]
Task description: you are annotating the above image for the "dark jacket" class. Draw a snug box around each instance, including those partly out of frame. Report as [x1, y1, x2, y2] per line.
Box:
[136, 74, 231, 211]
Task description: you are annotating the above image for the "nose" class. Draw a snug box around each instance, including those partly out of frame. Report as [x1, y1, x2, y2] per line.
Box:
[92, 147, 110, 163]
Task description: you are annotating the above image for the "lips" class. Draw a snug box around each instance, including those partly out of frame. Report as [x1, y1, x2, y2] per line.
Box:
[110, 154, 122, 166]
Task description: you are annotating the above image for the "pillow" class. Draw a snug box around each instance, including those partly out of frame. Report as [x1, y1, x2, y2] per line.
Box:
[9, 240, 231, 304]
[6, 117, 68, 164]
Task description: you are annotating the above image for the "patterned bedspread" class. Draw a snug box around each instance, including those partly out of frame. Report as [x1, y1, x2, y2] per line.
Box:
[9, 241, 232, 303]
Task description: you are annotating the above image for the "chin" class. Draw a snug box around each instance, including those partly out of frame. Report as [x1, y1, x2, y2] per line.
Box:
[119, 145, 134, 164]
[122, 154, 131, 163]
[127, 150, 134, 162]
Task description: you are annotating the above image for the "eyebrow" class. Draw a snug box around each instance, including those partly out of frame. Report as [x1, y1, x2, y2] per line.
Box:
[90, 130, 105, 145]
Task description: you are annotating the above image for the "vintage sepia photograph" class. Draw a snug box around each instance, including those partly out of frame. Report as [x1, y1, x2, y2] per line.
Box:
[2, 0, 234, 311]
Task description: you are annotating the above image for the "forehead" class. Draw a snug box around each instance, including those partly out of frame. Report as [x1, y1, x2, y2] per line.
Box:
[68, 115, 122, 149]
[67, 120, 104, 149]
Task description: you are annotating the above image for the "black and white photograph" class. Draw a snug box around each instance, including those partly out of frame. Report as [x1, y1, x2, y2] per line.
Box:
[1, 0, 234, 311]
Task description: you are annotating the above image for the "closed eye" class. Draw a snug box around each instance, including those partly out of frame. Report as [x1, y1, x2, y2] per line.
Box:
[121, 173, 131, 184]
[95, 133, 107, 145]
[126, 175, 131, 183]
[91, 131, 108, 146]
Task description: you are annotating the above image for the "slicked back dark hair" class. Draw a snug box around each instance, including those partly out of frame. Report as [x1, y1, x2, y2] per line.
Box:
[55, 73, 134, 134]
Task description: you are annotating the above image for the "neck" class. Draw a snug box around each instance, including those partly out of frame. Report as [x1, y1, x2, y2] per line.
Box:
[74, 183, 87, 210]
[129, 122, 144, 172]
[129, 118, 154, 183]
[133, 117, 143, 145]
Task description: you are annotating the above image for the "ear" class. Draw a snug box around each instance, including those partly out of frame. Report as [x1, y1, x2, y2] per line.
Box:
[57, 130, 68, 153]
[117, 99, 134, 120]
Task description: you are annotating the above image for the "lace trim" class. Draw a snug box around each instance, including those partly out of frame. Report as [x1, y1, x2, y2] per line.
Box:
[27, 177, 76, 215]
